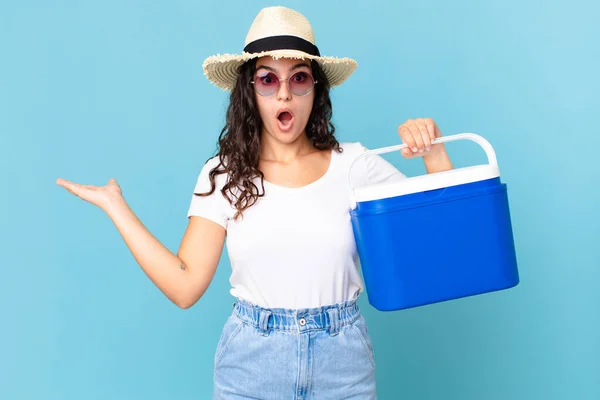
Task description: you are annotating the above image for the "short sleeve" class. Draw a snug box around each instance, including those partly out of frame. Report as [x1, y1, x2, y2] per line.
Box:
[186, 157, 231, 229]
[350, 142, 406, 189]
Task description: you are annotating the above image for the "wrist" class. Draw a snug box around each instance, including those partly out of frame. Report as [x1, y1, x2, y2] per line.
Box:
[423, 146, 453, 173]
[104, 195, 129, 219]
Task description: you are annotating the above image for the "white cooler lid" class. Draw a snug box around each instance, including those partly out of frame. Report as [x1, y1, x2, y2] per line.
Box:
[353, 164, 500, 203]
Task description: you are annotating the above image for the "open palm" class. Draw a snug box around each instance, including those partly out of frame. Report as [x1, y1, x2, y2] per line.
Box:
[56, 177, 123, 211]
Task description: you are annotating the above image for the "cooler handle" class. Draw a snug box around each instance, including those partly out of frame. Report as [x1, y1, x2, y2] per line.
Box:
[348, 132, 498, 194]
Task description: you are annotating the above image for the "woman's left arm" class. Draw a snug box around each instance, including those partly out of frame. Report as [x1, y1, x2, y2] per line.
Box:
[398, 118, 454, 174]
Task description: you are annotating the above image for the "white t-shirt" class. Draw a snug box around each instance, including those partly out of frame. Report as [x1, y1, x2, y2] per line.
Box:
[186, 142, 406, 309]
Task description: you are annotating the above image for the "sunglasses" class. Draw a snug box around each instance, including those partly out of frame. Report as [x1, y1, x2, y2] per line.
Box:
[251, 71, 317, 96]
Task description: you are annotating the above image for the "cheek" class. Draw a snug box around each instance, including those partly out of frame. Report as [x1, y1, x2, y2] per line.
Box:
[255, 102, 268, 125]
[298, 96, 315, 121]
[255, 97, 274, 125]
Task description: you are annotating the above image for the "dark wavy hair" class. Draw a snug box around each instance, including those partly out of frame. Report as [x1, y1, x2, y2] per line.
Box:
[195, 58, 342, 220]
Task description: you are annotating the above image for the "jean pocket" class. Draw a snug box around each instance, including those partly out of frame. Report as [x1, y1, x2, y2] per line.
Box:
[350, 315, 376, 369]
[214, 315, 245, 367]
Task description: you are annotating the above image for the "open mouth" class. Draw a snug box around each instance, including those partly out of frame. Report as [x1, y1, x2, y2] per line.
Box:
[276, 110, 294, 131]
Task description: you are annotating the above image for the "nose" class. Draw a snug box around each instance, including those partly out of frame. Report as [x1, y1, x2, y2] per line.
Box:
[276, 78, 292, 101]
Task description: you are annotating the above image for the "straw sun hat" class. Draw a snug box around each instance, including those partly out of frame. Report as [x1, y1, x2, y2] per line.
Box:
[202, 6, 358, 91]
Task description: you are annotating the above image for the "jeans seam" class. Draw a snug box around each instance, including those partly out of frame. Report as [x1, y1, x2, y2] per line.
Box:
[215, 322, 245, 367]
[351, 324, 376, 369]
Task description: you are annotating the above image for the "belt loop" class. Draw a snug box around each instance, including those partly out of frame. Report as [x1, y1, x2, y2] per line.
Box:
[258, 309, 272, 336]
[327, 308, 340, 336]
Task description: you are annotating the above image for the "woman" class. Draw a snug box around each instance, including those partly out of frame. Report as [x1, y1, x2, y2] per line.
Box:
[56, 6, 453, 399]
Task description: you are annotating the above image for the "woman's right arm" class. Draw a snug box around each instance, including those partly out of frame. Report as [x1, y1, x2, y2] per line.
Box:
[56, 177, 225, 309]
[105, 197, 225, 309]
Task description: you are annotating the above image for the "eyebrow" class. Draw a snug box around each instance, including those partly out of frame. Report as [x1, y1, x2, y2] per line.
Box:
[256, 62, 311, 73]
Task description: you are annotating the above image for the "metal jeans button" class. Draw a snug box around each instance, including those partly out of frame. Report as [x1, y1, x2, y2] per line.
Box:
[299, 318, 306, 326]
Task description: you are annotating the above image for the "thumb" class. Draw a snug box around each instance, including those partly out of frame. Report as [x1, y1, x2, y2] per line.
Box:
[105, 178, 123, 199]
[401, 148, 415, 158]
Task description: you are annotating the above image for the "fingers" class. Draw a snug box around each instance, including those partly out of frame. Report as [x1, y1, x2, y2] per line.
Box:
[57, 181, 81, 199]
[398, 118, 439, 157]
[398, 125, 417, 157]
[398, 118, 443, 157]
[56, 178, 121, 211]
[56, 178, 78, 192]
[56, 178, 93, 198]
[408, 120, 426, 153]
[434, 123, 442, 139]
[424, 118, 436, 144]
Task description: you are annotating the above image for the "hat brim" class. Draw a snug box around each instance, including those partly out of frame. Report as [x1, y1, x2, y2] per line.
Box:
[202, 49, 357, 91]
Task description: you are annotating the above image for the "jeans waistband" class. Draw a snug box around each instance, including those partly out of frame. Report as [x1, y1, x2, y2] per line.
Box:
[231, 295, 361, 337]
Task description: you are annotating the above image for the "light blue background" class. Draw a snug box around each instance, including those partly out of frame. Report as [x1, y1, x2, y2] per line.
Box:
[1, 1, 598, 399]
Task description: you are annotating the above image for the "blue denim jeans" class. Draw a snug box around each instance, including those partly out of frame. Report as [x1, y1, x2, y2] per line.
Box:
[213, 295, 377, 399]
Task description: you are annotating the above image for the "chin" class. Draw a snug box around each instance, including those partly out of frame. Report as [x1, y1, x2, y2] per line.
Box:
[279, 132, 305, 143]
[267, 127, 306, 144]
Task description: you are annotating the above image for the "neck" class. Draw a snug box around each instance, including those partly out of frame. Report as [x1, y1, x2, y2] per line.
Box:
[259, 131, 315, 163]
